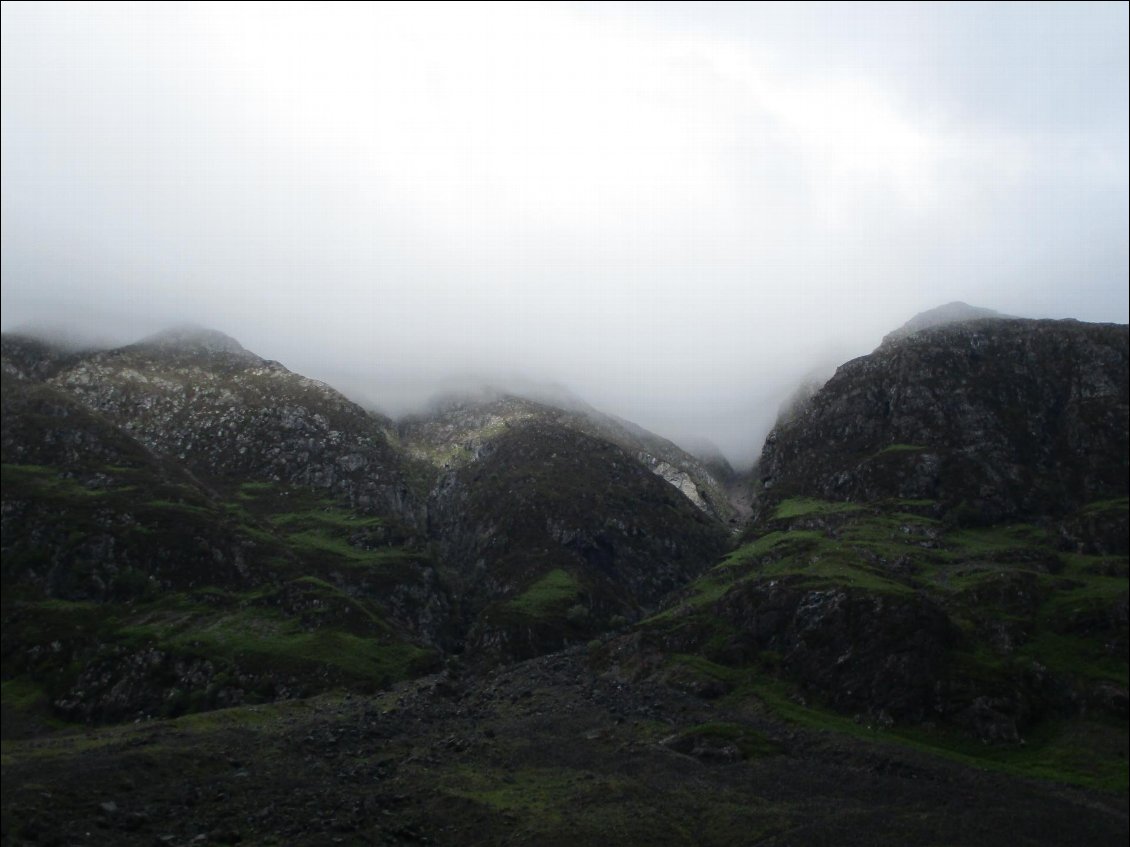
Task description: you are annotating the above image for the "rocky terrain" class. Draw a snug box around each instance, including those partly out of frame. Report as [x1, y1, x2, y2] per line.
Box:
[3, 648, 1126, 846]
[1, 326, 728, 720]
[2, 309, 1128, 844]
[612, 309, 1127, 739]
[755, 315, 1128, 523]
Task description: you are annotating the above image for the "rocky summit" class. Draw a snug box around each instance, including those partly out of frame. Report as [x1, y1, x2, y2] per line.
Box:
[756, 316, 1128, 522]
[1, 309, 1127, 846]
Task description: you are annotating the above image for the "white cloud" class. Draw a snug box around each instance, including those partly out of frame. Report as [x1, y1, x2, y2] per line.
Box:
[2, 1, 1127, 465]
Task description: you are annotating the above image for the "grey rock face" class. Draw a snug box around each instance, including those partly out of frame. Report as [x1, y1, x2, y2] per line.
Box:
[42, 337, 420, 522]
[757, 319, 1129, 521]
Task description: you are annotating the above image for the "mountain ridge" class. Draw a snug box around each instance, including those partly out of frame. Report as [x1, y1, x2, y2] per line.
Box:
[2, 307, 1128, 845]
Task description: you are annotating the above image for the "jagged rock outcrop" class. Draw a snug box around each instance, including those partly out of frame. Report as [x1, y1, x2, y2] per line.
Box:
[757, 318, 1129, 522]
[616, 574, 959, 724]
[1, 366, 261, 598]
[36, 328, 421, 522]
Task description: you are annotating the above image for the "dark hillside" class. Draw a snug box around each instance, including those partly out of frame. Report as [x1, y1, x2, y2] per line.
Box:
[428, 421, 729, 660]
[757, 319, 1128, 523]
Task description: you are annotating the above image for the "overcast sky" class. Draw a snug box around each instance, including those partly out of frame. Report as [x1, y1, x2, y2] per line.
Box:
[3, 2, 1128, 465]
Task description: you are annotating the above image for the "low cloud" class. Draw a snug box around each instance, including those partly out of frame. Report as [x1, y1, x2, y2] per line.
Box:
[3, 2, 1127, 466]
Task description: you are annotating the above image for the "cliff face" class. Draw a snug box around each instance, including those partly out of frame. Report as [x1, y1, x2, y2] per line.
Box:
[757, 319, 1129, 523]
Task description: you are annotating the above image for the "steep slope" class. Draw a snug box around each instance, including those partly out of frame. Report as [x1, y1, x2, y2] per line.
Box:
[757, 318, 1128, 523]
[48, 326, 420, 521]
[427, 421, 729, 660]
[397, 393, 732, 661]
[606, 314, 1128, 778]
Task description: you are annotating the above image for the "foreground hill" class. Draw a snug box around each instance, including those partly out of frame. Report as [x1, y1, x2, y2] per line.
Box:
[426, 419, 727, 659]
[400, 393, 731, 658]
[2, 647, 1126, 846]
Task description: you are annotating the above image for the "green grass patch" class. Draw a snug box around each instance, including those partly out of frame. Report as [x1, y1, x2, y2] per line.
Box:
[1077, 496, 1129, 515]
[739, 674, 1128, 793]
[667, 653, 744, 683]
[282, 530, 424, 568]
[269, 509, 384, 530]
[716, 527, 913, 594]
[119, 606, 432, 683]
[1017, 631, 1128, 687]
[722, 530, 824, 566]
[145, 499, 216, 517]
[506, 569, 581, 618]
[238, 481, 277, 496]
[1, 678, 50, 712]
[945, 524, 1050, 555]
[440, 764, 637, 836]
[772, 498, 863, 520]
[1, 464, 112, 499]
[756, 552, 912, 594]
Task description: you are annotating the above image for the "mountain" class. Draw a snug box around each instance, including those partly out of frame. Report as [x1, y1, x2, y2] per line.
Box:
[2, 311, 1128, 845]
[2, 330, 449, 724]
[609, 315, 1127, 751]
[46, 325, 419, 518]
[393, 391, 733, 659]
[424, 417, 728, 659]
[881, 300, 1010, 343]
[1, 329, 730, 723]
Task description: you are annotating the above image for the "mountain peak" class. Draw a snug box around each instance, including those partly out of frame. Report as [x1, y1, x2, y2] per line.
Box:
[883, 302, 1009, 345]
[136, 324, 255, 357]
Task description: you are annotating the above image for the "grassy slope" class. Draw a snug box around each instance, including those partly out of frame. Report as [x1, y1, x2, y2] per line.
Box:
[636, 496, 1129, 792]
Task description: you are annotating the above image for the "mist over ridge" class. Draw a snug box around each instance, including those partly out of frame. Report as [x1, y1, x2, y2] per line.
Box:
[9, 303, 1125, 474]
[3, 3, 1127, 467]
